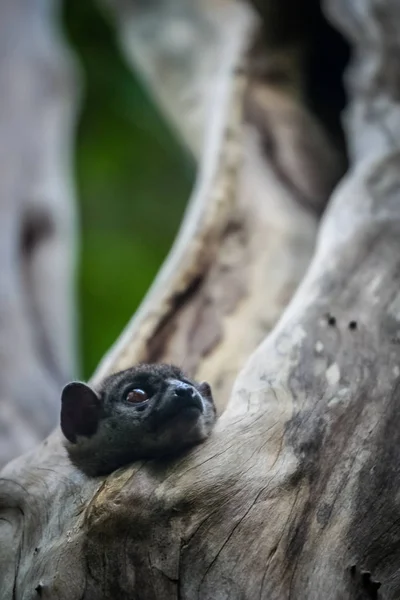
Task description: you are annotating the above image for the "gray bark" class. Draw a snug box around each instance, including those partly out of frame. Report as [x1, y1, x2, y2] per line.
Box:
[1, 0, 399, 599]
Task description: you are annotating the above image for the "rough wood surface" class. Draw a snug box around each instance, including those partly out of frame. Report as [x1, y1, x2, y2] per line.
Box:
[1, 0, 399, 598]
[0, 0, 78, 468]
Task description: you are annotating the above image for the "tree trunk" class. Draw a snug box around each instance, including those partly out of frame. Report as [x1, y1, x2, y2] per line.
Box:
[0, 0, 78, 468]
[1, 0, 399, 599]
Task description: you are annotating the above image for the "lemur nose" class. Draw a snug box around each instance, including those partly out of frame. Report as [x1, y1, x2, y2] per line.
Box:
[174, 382, 195, 399]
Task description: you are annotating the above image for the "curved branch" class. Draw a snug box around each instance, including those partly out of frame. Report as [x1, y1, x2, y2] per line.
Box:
[92, 36, 321, 411]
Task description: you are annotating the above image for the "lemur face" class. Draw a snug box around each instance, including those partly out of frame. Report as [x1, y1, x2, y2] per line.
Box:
[60, 364, 216, 475]
[99, 363, 216, 439]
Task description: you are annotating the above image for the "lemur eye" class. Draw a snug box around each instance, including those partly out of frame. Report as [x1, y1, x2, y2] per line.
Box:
[126, 389, 149, 403]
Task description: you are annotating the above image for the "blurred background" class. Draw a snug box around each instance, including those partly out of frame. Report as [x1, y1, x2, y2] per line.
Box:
[63, 0, 195, 378]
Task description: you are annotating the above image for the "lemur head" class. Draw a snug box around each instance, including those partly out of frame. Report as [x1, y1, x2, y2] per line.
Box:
[60, 363, 216, 475]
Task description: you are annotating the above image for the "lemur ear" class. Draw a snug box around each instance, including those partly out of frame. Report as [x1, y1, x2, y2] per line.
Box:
[198, 381, 214, 402]
[60, 382, 102, 444]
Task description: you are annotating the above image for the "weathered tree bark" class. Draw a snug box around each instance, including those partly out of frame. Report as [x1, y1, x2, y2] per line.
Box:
[0, 0, 78, 468]
[1, 0, 399, 598]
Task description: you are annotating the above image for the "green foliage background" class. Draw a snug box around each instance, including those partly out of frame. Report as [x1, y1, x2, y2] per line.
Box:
[63, 1, 194, 378]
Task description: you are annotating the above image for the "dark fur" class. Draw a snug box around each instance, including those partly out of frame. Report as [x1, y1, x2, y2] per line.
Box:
[60, 364, 216, 476]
